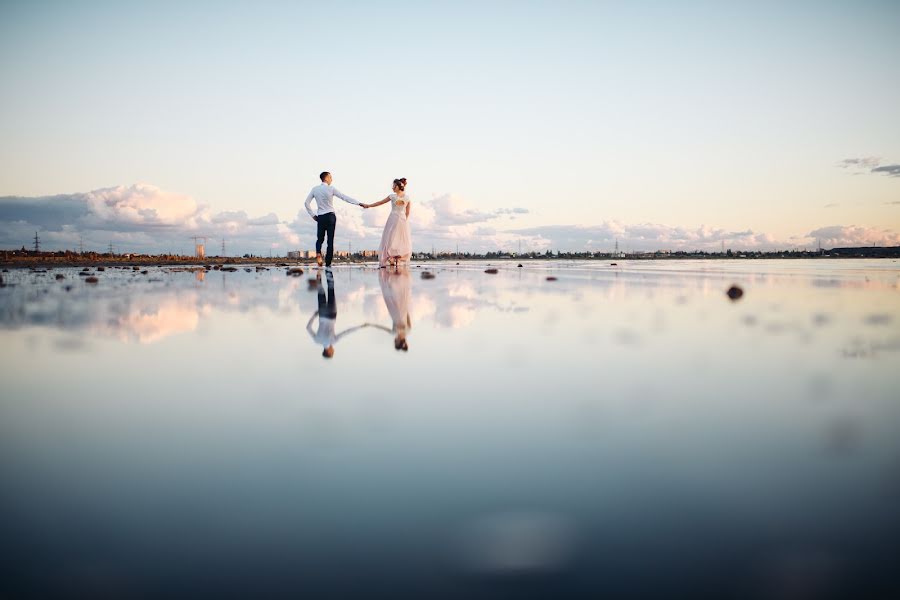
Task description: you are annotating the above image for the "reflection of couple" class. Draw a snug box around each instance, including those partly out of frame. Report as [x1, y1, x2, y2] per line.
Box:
[306, 268, 411, 358]
[304, 172, 412, 269]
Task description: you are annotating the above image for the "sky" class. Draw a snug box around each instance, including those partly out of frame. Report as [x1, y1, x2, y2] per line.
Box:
[1, 0, 899, 255]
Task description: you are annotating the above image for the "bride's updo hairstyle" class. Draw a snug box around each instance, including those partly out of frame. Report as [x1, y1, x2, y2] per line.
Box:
[393, 178, 407, 192]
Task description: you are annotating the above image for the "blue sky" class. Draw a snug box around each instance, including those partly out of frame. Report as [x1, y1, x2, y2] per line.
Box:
[1, 0, 898, 254]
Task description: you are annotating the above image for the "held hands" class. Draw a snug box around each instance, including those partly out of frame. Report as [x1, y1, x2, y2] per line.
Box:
[359, 203, 369, 209]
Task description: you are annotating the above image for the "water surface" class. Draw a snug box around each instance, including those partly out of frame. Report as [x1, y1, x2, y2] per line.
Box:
[1, 260, 898, 598]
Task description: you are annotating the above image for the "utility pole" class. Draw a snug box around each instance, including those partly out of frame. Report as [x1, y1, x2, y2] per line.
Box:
[78, 235, 84, 255]
[221, 238, 226, 257]
[108, 241, 114, 256]
[33, 232, 40, 253]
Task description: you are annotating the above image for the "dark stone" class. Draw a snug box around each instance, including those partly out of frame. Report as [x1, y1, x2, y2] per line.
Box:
[221, 266, 238, 272]
[141, 270, 148, 275]
[85, 276, 99, 284]
[485, 268, 499, 274]
[288, 268, 304, 276]
[97, 267, 105, 271]
[421, 272, 436, 280]
[726, 285, 744, 301]
[610, 263, 618, 266]
[133, 266, 140, 271]
[55, 274, 65, 280]
[81, 268, 90, 272]
[78, 271, 90, 277]
[518, 264, 523, 267]
[244, 268, 253, 272]
[546, 276, 558, 281]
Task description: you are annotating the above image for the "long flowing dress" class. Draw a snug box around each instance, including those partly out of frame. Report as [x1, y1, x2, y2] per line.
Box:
[377, 194, 412, 267]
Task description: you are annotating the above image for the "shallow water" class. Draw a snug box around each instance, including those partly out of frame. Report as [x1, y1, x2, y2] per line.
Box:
[1, 259, 899, 598]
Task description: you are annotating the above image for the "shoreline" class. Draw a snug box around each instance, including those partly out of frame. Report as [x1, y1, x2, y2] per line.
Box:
[1, 253, 898, 270]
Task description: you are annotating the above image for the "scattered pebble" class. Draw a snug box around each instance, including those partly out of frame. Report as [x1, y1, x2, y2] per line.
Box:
[244, 268, 253, 272]
[726, 285, 744, 301]
[517, 264, 523, 268]
[610, 263, 618, 266]
[133, 266, 140, 271]
[546, 276, 558, 281]
[55, 274, 65, 280]
[485, 268, 499, 274]
[865, 314, 892, 326]
[97, 267, 106, 271]
[81, 268, 90, 272]
[141, 270, 148, 275]
[85, 276, 99, 284]
[421, 272, 436, 280]
[221, 266, 238, 272]
[78, 271, 90, 277]
[288, 268, 304, 276]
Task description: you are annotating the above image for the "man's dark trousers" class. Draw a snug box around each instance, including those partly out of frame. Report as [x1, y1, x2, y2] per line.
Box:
[315, 212, 337, 267]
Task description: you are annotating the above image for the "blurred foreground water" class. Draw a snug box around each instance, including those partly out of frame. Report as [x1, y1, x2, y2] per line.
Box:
[1, 259, 898, 598]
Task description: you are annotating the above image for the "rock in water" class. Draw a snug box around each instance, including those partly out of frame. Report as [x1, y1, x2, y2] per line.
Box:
[421, 272, 436, 280]
[546, 276, 558, 281]
[85, 276, 99, 284]
[288, 268, 304, 276]
[55, 274, 65, 280]
[485, 268, 499, 274]
[726, 285, 744, 301]
[518, 264, 523, 268]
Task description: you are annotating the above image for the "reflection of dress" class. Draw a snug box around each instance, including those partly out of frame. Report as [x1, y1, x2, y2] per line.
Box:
[379, 268, 411, 333]
[377, 194, 412, 267]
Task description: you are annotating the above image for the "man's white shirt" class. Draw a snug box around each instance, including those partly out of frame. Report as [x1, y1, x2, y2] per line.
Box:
[305, 183, 361, 218]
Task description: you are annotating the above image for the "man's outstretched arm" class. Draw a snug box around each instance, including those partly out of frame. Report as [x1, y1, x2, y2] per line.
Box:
[304, 189, 318, 220]
[333, 188, 361, 206]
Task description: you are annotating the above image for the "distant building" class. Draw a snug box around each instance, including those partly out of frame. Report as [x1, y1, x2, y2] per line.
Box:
[287, 251, 302, 259]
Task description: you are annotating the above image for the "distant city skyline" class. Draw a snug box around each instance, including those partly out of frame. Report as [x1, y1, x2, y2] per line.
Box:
[1, 1, 898, 255]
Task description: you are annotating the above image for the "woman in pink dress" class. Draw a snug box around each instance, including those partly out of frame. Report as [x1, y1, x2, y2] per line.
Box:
[361, 178, 412, 268]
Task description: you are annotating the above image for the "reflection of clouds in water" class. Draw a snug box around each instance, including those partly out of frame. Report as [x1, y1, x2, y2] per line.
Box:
[101, 296, 205, 344]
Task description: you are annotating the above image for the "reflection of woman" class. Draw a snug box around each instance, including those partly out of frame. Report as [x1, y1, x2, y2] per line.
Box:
[360, 178, 412, 268]
[368, 267, 412, 351]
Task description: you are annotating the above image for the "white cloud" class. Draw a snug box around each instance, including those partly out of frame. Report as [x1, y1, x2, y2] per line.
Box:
[806, 225, 900, 248]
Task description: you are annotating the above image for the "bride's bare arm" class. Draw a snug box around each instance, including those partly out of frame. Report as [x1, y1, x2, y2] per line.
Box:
[361, 195, 392, 209]
[406, 201, 411, 218]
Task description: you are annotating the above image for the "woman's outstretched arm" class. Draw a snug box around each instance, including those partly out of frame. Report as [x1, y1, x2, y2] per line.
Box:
[361, 196, 392, 209]
[405, 201, 411, 219]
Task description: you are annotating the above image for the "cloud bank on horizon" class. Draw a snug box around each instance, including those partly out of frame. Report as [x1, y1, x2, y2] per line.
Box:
[1, 183, 897, 255]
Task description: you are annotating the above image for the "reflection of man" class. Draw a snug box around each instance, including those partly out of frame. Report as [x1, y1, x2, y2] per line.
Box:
[306, 271, 366, 358]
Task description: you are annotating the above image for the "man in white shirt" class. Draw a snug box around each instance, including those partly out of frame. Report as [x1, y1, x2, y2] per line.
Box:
[304, 171, 364, 268]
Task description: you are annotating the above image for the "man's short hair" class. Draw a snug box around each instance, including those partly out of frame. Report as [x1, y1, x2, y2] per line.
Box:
[319, 171, 330, 182]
